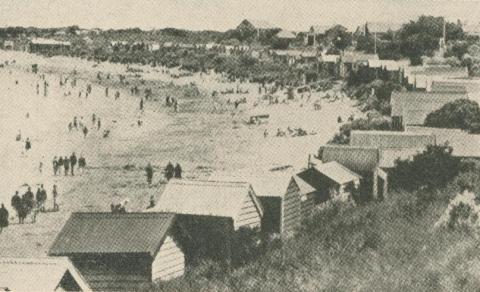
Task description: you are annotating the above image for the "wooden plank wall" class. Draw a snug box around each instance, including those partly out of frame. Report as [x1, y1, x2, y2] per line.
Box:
[235, 194, 261, 230]
[152, 235, 185, 282]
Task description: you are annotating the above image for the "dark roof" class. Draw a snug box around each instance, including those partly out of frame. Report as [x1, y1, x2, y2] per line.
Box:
[431, 81, 468, 94]
[49, 212, 175, 257]
[294, 168, 324, 194]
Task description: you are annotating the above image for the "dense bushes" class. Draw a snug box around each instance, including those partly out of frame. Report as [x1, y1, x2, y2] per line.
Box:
[390, 145, 461, 192]
[424, 99, 480, 133]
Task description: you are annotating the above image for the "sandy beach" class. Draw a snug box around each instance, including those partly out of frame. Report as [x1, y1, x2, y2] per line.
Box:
[0, 50, 359, 257]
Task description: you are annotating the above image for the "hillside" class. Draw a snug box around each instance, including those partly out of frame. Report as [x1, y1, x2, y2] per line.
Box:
[152, 158, 480, 291]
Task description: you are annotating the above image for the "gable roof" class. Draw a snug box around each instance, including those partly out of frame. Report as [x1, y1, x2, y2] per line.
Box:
[431, 81, 468, 94]
[31, 38, 71, 46]
[0, 257, 91, 292]
[405, 126, 480, 158]
[390, 91, 467, 125]
[314, 161, 361, 184]
[320, 145, 380, 173]
[342, 51, 379, 63]
[309, 25, 332, 34]
[293, 168, 324, 195]
[424, 66, 469, 78]
[350, 130, 436, 149]
[276, 30, 296, 39]
[209, 172, 292, 198]
[148, 179, 263, 219]
[49, 213, 175, 257]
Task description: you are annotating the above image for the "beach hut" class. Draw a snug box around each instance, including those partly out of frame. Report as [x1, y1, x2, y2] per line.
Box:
[350, 130, 436, 149]
[148, 179, 263, 231]
[209, 172, 298, 236]
[318, 145, 388, 200]
[390, 91, 467, 129]
[0, 257, 91, 292]
[29, 38, 71, 54]
[49, 212, 185, 291]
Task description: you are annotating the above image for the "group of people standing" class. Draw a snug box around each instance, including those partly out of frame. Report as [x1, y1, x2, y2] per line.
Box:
[145, 162, 182, 185]
[53, 153, 87, 176]
[7, 184, 59, 225]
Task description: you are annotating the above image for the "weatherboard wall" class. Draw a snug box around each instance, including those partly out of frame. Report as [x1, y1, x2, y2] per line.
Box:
[234, 191, 262, 230]
[151, 235, 185, 282]
[281, 178, 303, 236]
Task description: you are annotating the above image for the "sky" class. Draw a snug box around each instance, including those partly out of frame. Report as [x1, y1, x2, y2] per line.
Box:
[0, 0, 480, 31]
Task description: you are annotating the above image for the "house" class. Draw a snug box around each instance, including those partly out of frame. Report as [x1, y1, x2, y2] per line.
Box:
[340, 51, 379, 77]
[276, 30, 296, 40]
[318, 145, 388, 200]
[49, 212, 185, 291]
[0, 257, 91, 291]
[390, 91, 467, 129]
[209, 172, 300, 236]
[148, 179, 263, 231]
[305, 25, 332, 46]
[406, 65, 469, 91]
[236, 19, 280, 38]
[29, 38, 71, 54]
[405, 126, 480, 159]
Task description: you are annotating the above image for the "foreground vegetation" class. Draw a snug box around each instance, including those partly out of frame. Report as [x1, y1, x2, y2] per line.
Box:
[150, 149, 480, 291]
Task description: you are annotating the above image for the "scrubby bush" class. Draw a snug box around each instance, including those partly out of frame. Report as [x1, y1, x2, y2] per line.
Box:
[329, 116, 392, 144]
[424, 99, 480, 132]
[390, 145, 461, 192]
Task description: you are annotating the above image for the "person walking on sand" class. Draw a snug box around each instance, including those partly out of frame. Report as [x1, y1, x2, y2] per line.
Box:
[11, 191, 22, 224]
[97, 118, 101, 130]
[35, 187, 43, 212]
[70, 152, 77, 176]
[40, 185, 47, 212]
[105, 87, 109, 97]
[145, 163, 153, 185]
[64, 156, 70, 176]
[83, 126, 88, 138]
[25, 138, 31, 152]
[52, 184, 59, 211]
[165, 162, 174, 181]
[174, 163, 182, 179]
[140, 98, 144, 111]
[0, 204, 9, 233]
[53, 156, 58, 176]
[78, 155, 86, 174]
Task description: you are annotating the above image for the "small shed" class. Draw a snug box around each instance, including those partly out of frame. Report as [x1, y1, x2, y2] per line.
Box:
[49, 212, 185, 291]
[350, 130, 436, 149]
[209, 172, 296, 236]
[313, 162, 362, 202]
[318, 145, 388, 200]
[148, 179, 263, 231]
[0, 257, 91, 292]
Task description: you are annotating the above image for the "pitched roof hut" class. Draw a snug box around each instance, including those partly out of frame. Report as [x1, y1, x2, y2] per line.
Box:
[148, 179, 263, 231]
[0, 257, 91, 292]
[49, 212, 185, 291]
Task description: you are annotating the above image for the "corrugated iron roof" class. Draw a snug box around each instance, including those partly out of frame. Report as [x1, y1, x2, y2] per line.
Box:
[424, 66, 469, 78]
[390, 91, 467, 118]
[49, 213, 175, 256]
[0, 257, 91, 292]
[431, 81, 468, 94]
[31, 38, 71, 46]
[350, 130, 436, 149]
[342, 51, 379, 63]
[314, 161, 361, 184]
[148, 179, 263, 219]
[320, 145, 380, 173]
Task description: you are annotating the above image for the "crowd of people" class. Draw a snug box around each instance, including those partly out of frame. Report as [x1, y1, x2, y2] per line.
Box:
[3, 184, 60, 227]
[52, 153, 87, 176]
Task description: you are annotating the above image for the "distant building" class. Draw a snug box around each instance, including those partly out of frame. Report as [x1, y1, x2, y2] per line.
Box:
[236, 19, 280, 37]
[318, 145, 388, 200]
[29, 38, 71, 54]
[49, 212, 186, 291]
[365, 22, 403, 35]
[405, 65, 469, 91]
[305, 25, 332, 47]
[0, 257, 91, 291]
[430, 81, 468, 94]
[340, 51, 379, 77]
[390, 91, 467, 129]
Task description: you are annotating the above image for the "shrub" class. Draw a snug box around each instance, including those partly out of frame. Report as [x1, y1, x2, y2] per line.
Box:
[424, 99, 480, 133]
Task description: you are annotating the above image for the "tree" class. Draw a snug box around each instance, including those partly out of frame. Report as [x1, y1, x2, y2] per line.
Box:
[424, 99, 480, 132]
[398, 16, 465, 65]
[325, 25, 352, 52]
